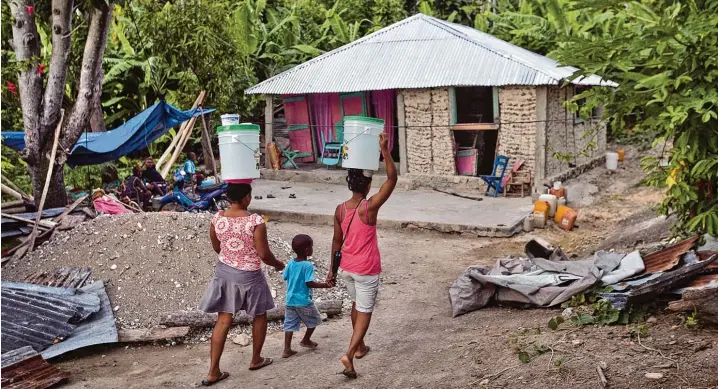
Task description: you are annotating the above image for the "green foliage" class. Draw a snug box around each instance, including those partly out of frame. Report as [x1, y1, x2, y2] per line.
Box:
[548, 315, 565, 330]
[684, 308, 699, 329]
[628, 324, 649, 339]
[552, 0, 718, 236]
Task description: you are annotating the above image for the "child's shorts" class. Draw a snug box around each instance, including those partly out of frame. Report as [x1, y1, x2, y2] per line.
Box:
[283, 303, 322, 332]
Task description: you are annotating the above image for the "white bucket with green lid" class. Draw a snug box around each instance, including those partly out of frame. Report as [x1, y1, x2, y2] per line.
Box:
[342, 116, 385, 171]
[217, 123, 261, 180]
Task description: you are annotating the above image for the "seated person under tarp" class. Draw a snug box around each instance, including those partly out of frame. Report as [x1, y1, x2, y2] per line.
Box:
[124, 165, 152, 209]
[102, 166, 123, 198]
[142, 157, 167, 196]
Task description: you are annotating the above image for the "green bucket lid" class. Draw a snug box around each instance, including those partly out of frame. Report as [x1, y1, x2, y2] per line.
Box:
[216, 124, 260, 133]
[343, 116, 385, 126]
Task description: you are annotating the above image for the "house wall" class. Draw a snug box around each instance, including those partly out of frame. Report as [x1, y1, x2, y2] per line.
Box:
[544, 86, 607, 177]
[401, 88, 456, 175]
[497, 86, 538, 173]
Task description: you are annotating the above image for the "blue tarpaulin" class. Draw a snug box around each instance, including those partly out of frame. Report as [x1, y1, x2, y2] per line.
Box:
[1, 101, 215, 167]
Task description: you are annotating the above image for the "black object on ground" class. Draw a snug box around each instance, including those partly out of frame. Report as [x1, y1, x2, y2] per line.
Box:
[289, 194, 296, 199]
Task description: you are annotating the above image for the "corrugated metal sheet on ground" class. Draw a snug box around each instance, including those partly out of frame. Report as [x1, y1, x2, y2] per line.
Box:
[1, 282, 100, 354]
[24, 267, 92, 289]
[642, 236, 699, 274]
[1, 346, 70, 389]
[246, 13, 615, 95]
[671, 273, 718, 294]
[42, 281, 118, 359]
[698, 251, 718, 270]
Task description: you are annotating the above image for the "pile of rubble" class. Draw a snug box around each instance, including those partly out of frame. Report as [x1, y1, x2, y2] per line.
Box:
[450, 236, 718, 324]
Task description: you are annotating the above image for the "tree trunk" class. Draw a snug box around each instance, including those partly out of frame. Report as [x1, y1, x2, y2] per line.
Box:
[89, 70, 106, 132]
[30, 159, 67, 209]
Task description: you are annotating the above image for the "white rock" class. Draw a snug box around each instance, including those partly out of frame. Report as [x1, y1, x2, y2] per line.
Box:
[562, 307, 573, 318]
[270, 289, 277, 298]
[647, 316, 657, 324]
[110, 264, 118, 270]
[321, 313, 328, 321]
[645, 373, 663, 380]
[232, 334, 251, 346]
[571, 339, 584, 347]
[113, 306, 120, 311]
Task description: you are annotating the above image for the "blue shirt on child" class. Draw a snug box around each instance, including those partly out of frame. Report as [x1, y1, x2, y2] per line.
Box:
[282, 259, 315, 307]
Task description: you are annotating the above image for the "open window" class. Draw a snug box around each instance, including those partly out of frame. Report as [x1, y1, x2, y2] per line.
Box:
[451, 87, 500, 176]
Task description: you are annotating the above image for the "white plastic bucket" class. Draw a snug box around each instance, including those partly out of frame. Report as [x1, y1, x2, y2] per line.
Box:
[217, 124, 261, 180]
[220, 114, 240, 126]
[606, 152, 619, 170]
[342, 116, 385, 171]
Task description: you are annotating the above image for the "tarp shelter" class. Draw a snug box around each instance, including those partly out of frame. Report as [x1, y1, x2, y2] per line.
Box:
[1, 101, 214, 167]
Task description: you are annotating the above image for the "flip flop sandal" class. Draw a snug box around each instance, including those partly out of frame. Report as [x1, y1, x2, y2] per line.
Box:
[201, 372, 229, 386]
[254, 196, 263, 200]
[249, 357, 273, 371]
[267, 194, 275, 199]
[289, 194, 296, 199]
[341, 369, 358, 379]
[281, 186, 292, 190]
[355, 346, 371, 359]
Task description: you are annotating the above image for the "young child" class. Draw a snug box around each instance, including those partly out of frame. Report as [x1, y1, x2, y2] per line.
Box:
[282, 234, 334, 358]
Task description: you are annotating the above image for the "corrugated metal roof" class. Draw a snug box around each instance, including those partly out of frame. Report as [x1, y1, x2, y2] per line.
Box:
[24, 267, 92, 289]
[0, 282, 100, 354]
[642, 236, 699, 274]
[41, 281, 118, 359]
[0, 347, 70, 389]
[246, 13, 616, 95]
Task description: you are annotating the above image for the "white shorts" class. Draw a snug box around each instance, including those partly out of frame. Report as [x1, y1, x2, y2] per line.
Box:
[340, 269, 380, 313]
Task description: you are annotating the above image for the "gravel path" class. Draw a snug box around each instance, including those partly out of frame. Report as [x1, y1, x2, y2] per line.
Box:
[2, 212, 350, 329]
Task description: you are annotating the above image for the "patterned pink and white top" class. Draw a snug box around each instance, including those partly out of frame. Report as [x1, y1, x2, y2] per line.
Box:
[212, 212, 265, 271]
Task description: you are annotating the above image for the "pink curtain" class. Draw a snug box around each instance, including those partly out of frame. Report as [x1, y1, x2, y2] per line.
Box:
[370, 90, 396, 152]
[310, 94, 335, 154]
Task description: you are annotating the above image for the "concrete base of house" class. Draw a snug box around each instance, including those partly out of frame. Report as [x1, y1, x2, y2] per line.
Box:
[260, 167, 488, 192]
[248, 179, 532, 237]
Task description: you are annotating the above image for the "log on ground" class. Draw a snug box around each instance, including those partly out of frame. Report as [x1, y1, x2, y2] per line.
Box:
[118, 327, 191, 342]
[160, 300, 343, 328]
[668, 287, 718, 324]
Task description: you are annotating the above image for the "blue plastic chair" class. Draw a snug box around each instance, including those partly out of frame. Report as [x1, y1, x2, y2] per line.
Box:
[321, 121, 344, 168]
[480, 155, 510, 197]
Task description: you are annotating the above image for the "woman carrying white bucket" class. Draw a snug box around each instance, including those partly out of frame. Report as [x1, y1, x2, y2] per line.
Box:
[327, 133, 397, 378]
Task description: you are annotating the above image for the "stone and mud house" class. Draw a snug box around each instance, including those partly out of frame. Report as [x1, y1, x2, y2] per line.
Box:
[245, 13, 615, 194]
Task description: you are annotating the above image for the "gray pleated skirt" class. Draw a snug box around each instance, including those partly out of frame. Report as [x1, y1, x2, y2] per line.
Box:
[199, 262, 275, 317]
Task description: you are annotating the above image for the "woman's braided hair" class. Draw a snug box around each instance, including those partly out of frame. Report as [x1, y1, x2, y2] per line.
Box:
[346, 169, 372, 194]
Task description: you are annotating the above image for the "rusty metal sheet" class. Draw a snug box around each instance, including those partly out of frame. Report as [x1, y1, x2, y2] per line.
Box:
[23, 267, 92, 289]
[697, 251, 718, 270]
[642, 236, 699, 273]
[0, 282, 100, 354]
[672, 273, 718, 294]
[0, 347, 70, 389]
[627, 254, 718, 305]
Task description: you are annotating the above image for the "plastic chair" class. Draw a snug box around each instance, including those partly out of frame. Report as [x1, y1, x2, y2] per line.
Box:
[276, 141, 311, 169]
[321, 121, 344, 168]
[480, 155, 510, 197]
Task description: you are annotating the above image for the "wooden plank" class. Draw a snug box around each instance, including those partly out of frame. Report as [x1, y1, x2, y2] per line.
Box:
[397, 92, 408, 175]
[264, 95, 274, 168]
[199, 108, 218, 181]
[450, 123, 500, 131]
[1, 183, 24, 200]
[27, 111, 64, 254]
[1, 175, 33, 200]
[157, 91, 204, 170]
[117, 327, 191, 343]
[1, 213, 56, 229]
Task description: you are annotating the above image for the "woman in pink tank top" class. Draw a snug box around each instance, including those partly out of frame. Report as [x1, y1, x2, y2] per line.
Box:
[327, 133, 397, 378]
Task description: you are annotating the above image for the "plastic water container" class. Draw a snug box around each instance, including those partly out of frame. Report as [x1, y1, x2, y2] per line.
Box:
[217, 124, 261, 180]
[342, 116, 385, 171]
[606, 152, 619, 170]
[539, 194, 558, 217]
[220, 114, 240, 126]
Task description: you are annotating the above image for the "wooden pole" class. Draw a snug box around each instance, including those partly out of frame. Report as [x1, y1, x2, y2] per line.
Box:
[264, 95, 274, 168]
[27, 110, 64, 253]
[1, 175, 33, 200]
[1, 183, 24, 200]
[157, 91, 205, 170]
[199, 109, 218, 181]
[160, 92, 206, 179]
[0, 213, 56, 229]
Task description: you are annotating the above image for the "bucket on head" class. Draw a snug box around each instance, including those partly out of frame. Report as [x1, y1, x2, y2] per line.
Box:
[341, 116, 385, 171]
[606, 152, 619, 170]
[220, 114, 240, 126]
[217, 124, 261, 180]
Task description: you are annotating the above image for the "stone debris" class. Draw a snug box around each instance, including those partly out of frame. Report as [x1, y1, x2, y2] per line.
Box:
[645, 372, 664, 380]
[3, 212, 350, 330]
[232, 333, 251, 347]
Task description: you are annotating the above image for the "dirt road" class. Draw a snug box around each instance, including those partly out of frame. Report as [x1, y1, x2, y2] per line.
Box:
[52, 221, 716, 389]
